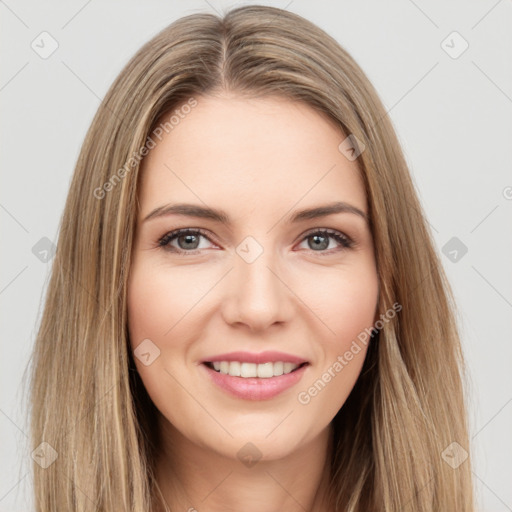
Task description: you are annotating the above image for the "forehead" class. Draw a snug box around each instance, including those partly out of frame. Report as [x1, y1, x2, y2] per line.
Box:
[138, 94, 367, 220]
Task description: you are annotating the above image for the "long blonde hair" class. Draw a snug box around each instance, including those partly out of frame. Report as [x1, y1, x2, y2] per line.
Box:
[28, 5, 475, 511]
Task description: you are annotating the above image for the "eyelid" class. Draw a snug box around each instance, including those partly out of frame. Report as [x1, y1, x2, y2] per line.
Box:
[300, 227, 352, 243]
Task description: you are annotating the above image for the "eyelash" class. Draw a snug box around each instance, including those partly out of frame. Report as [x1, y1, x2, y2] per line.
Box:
[157, 228, 354, 256]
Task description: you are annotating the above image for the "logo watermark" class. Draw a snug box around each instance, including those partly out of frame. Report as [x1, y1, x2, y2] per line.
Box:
[93, 97, 198, 199]
[297, 301, 402, 405]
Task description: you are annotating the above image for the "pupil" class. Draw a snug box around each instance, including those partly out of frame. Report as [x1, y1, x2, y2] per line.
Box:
[180, 234, 199, 249]
[310, 234, 328, 250]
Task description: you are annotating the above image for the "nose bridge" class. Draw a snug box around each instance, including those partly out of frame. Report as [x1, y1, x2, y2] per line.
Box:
[223, 234, 291, 329]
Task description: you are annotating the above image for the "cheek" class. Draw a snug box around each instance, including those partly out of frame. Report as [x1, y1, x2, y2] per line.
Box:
[126, 262, 203, 426]
[330, 269, 378, 343]
[294, 259, 378, 408]
[126, 261, 219, 413]
[127, 261, 209, 344]
[295, 256, 379, 347]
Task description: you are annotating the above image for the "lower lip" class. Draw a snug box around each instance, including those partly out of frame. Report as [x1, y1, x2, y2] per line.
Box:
[201, 363, 308, 401]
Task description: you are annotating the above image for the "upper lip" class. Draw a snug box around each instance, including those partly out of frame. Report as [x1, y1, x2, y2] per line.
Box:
[201, 351, 308, 365]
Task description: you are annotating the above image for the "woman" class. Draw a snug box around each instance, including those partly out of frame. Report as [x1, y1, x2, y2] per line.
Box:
[29, 5, 475, 511]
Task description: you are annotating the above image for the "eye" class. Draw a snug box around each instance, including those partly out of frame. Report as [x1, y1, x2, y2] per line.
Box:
[158, 228, 216, 254]
[296, 229, 354, 254]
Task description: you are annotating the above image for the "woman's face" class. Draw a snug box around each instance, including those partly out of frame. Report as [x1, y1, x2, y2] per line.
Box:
[127, 93, 379, 462]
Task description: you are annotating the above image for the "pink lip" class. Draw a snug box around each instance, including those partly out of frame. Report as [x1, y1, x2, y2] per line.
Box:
[200, 362, 308, 401]
[201, 351, 308, 365]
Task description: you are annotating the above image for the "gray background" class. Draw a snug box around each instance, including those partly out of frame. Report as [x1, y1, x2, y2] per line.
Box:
[1, 0, 511, 510]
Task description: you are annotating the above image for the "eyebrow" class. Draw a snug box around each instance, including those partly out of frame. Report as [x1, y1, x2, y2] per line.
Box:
[142, 201, 368, 225]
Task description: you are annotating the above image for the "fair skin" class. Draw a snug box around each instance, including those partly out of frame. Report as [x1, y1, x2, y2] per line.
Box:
[127, 93, 379, 512]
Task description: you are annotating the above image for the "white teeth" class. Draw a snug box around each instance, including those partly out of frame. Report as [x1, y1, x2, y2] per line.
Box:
[209, 361, 301, 378]
[240, 362, 257, 378]
[273, 361, 284, 376]
[257, 362, 273, 378]
[229, 361, 241, 377]
[283, 362, 295, 374]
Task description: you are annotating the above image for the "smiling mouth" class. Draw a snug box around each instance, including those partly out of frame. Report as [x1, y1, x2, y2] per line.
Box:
[204, 361, 308, 379]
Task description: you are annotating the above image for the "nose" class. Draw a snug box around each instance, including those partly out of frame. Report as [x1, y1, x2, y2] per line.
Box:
[221, 244, 293, 333]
